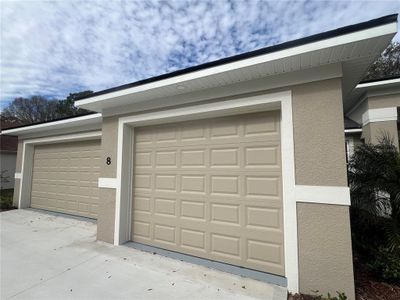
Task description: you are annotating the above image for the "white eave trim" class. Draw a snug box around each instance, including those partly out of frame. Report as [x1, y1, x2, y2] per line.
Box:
[75, 22, 397, 107]
[362, 107, 398, 126]
[356, 77, 400, 89]
[1, 113, 102, 135]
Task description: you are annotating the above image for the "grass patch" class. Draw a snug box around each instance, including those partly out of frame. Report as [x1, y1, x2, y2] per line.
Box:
[0, 189, 14, 210]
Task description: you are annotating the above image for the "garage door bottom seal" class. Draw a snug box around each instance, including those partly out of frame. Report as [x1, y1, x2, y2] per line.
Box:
[125, 241, 287, 287]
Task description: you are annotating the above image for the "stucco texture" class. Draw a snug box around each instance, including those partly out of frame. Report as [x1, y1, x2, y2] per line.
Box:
[367, 94, 400, 109]
[292, 78, 348, 186]
[12, 140, 24, 207]
[95, 116, 119, 243]
[100, 117, 119, 178]
[15, 140, 23, 172]
[362, 120, 399, 148]
[297, 203, 355, 300]
[96, 188, 116, 244]
[292, 78, 354, 298]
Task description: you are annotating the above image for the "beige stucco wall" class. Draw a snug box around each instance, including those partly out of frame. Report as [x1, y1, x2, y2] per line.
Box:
[15, 139, 23, 172]
[95, 116, 119, 243]
[292, 78, 348, 186]
[297, 203, 354, 299]
[292, 78, 355, 299]
[367, 93, 400, 109]
[362, 120, 399, 148]
[12, 140, 24, 207]
[100, 117, 119, 178]
[96, 188, 116, 244]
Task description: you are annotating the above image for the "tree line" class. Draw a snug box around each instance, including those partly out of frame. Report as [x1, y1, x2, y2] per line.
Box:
[1, 42, 399, 128]
[0, 91, 92, 128]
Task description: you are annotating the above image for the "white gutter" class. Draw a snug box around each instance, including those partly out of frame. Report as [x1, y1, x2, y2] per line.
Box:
[1, 113, 102, 135]
[356, 77, 400, 89]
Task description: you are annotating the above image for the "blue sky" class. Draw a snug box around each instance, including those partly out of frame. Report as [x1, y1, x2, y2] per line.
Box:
[1, 0, 399, 109]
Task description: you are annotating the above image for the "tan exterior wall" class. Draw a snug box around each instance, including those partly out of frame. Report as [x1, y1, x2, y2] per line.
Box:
[12, 140, 24, 207]
[362, 120, 399, 148]
[367, 94, 400, 109]
[297, 203, 354, 299]
[96, 188, 116, 244]
[292, 79, 354, 298]
[15, 140, 23, 172]
[100, 117, 119, 178]
[12, 178, 20, 207]
[96, 116, 119, 243]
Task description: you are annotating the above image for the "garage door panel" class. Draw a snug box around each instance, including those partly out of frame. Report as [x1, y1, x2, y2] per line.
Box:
[30, 140, 101, 219]
[132, 111, 284, 275]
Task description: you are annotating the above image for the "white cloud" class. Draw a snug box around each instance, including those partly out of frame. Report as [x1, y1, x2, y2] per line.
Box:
[1, 0, 399, 108]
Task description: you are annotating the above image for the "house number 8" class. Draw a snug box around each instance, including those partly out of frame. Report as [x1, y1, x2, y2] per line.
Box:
[106, 157, 111, 165]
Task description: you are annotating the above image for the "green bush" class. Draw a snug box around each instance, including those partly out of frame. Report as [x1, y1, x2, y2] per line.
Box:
[368, 246, 400, 283]
[0, 189, 14, 209]
[348, 134, 400, 283]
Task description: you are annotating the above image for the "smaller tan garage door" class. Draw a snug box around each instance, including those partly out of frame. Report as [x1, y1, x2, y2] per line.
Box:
[30, 140, 101, 219]
[132, 111, 284, 276]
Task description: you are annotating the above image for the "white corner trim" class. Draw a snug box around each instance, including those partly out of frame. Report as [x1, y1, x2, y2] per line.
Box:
[14, 172, 21, 179]
[1, 113, 102, 135]
[344, 128, 362, 133]
[98, 178, 119, 189]
[113, 90, 299, 292]
[295, 185, 351, 206]
[362, 107, 398, 126]
[279, 92, 299, 292]
[17, 131, 102, 210]
[356, 77, 400, 89]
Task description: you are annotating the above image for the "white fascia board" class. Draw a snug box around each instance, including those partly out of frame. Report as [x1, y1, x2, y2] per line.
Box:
[356, 77, 400, 89]
[1, 113, 102, 136]
[362, 107, 398, 126]
[75, 22, 397, 108]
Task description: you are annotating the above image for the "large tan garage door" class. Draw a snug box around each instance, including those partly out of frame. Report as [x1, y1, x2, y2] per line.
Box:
[132, 111, 284, 275]
[31, 140, 101, 219]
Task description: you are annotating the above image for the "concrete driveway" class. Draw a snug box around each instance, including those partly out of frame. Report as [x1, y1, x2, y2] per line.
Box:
[1, 209, 287, 300]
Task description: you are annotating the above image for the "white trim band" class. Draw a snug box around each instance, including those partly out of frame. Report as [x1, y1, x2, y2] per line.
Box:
[295, 185, 351, 206]
[14, 172, 21, 179]
[362, 107, 398, 126]
[98, 178, 119, 189]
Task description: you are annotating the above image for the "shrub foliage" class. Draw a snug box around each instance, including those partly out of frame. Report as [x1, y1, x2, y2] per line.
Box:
[348, 135, 400, 282]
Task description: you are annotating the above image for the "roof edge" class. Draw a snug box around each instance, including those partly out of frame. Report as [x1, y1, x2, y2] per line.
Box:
[76, 14, 398, 101]
[1, 113, 102, 135]
[0, 112, 98, 132]
[358, 74, 400, 84]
